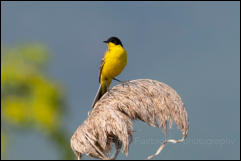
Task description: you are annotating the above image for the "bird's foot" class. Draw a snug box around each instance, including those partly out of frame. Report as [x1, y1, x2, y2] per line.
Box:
[120, 80, 131, 88]
[113, 78, 133, 88]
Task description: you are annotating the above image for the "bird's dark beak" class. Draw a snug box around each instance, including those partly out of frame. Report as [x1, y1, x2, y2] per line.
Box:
[103, 40, 108, 43]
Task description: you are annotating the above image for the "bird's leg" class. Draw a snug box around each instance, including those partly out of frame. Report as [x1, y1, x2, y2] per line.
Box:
[113, 77, 130, 88]
[113, 77, 122, 82]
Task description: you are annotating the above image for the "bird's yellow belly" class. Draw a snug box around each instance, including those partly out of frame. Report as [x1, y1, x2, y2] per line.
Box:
[101, 51, 127, 80]
[102, 58, 125, 79]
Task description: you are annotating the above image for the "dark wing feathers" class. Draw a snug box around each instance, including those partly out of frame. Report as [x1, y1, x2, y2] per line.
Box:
[98, 57, 105, 82]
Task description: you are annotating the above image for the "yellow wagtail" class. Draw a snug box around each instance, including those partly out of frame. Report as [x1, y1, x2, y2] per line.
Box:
[92, 37, 127, 108]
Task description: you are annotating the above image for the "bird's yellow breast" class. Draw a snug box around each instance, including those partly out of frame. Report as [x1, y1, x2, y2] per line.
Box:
[101, 45, 127, 80]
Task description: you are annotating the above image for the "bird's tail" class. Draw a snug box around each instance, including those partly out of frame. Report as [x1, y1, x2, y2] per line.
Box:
[92, 84, 103, 108]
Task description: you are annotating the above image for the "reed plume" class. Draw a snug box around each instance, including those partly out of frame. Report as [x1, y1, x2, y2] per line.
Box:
[71, 79, 189, 160]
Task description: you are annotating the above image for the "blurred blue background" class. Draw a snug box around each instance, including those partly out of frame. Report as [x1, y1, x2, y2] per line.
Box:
[1, 1, 240, 160]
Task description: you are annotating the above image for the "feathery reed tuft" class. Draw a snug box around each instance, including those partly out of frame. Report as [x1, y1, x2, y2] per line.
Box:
[71, 79, 189, 160]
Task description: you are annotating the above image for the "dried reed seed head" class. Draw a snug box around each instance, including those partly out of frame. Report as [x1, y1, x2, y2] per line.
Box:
[71, 79, 189, 160]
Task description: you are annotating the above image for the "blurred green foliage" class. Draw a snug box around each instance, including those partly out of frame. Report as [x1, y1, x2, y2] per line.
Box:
[1, 43, 74, 159]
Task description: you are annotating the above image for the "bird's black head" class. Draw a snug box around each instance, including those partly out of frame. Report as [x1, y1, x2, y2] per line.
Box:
[103, 36, 123, 47]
